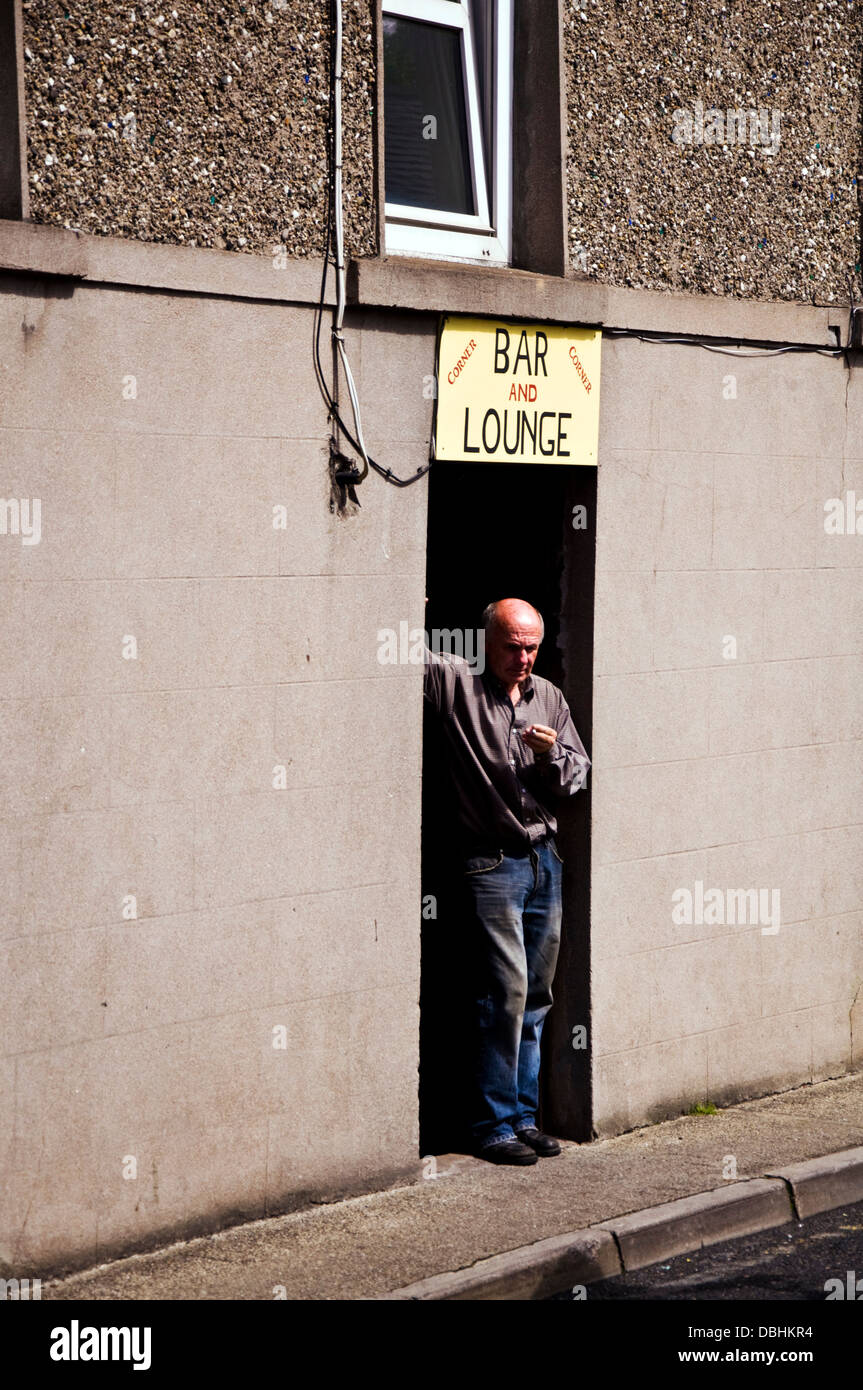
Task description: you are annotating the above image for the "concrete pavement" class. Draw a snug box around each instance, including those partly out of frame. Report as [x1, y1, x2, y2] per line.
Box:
[43, 1071, 863, 1301]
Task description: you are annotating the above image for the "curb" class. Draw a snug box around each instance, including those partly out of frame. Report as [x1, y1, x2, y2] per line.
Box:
[767, 1145, 863, 1220]
[382, 1144, 863, 1301]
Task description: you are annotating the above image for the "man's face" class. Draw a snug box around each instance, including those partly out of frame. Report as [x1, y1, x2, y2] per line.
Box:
[486, 612, 542, 687]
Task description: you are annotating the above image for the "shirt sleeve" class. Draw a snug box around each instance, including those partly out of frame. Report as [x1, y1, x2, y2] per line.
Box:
[532, 690, 591, 797]
[423, 643, 444, 710]
[423, 645, 468, 714]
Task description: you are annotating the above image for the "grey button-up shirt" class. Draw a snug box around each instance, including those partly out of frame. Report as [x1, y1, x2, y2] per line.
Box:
[423, 649, 591, 856]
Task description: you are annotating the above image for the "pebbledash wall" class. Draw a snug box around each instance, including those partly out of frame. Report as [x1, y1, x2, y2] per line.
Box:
[1, 0, 862, 1275]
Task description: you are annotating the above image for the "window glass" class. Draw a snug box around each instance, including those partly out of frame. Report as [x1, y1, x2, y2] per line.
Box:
[383, 17, 474, 215]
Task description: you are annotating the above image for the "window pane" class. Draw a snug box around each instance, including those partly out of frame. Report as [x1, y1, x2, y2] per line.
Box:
[384, 17, 475, 215]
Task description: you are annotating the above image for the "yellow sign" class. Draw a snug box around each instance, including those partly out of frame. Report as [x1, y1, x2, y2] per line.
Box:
[434, 316, 601, 465]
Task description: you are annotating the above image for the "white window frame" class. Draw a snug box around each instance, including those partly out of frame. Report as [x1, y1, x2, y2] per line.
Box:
[382, 0, 513, 266]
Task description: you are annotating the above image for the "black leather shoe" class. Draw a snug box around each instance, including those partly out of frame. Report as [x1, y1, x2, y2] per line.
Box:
[515, 1127, 561, 1157]
[478, 1138, 538, 1166]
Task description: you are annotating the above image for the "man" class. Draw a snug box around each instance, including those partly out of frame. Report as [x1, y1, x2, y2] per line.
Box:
[423, 598, 591, 1166]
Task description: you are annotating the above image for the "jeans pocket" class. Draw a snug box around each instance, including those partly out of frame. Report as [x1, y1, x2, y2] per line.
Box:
[464, 851, 504, 875]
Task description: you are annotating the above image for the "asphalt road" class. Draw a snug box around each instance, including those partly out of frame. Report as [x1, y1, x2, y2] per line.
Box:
[551, 1198, 863, 1300]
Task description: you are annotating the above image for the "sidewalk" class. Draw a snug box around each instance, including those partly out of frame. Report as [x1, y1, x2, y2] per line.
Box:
[44, 1072, 863, 1301]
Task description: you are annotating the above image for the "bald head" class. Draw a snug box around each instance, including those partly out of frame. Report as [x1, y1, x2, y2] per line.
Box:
[482, 598, 544, 643]
[482, 598, 544, 691]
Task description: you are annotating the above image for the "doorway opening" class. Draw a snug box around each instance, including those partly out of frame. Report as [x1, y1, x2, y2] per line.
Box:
[419, 460, 596, 1155]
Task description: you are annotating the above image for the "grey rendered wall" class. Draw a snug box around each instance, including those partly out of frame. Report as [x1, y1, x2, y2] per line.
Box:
[591, 333, 863, 1136]
[0, 275, 432, 1274]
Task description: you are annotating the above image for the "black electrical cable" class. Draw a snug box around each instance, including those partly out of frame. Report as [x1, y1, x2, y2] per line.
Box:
[602, 328, 844, 358]
[313, 0, 431, 489]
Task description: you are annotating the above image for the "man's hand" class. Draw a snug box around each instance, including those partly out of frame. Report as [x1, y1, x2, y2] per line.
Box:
[521, 723, 557, 757]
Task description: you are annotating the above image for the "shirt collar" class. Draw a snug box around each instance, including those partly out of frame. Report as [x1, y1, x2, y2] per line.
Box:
[486, 669, 535, 701]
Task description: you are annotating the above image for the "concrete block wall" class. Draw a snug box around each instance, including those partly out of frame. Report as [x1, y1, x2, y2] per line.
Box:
[591, 334, 863, 1136]
[0, 275, 433, 1273]
[4, 225, 862, 1265]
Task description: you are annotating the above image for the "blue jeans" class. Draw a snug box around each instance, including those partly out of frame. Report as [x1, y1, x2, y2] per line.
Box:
[461, 839, 563, 1149]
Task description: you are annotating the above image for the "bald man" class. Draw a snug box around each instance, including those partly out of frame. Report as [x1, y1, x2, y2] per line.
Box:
[423, 598, 590, 1165]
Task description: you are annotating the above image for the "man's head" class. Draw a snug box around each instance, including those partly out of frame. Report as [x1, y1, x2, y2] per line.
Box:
[482, 598, 544, 688]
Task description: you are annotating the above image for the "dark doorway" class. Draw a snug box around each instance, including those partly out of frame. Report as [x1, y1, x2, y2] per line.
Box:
[420, 461, 596, 1156]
